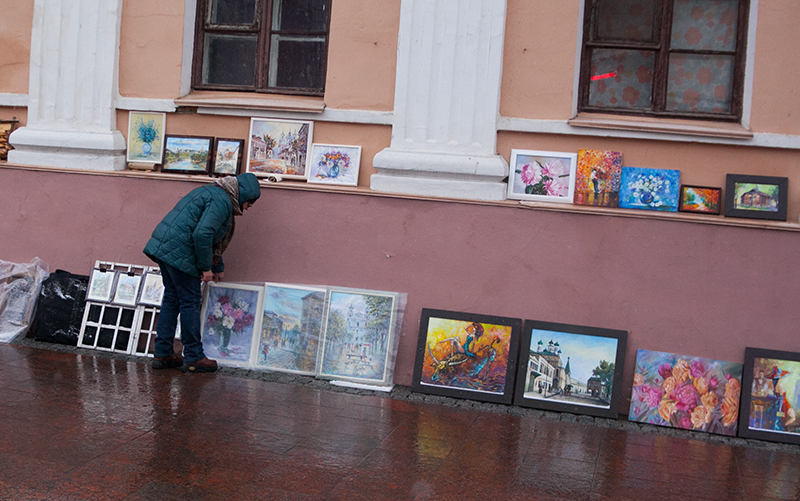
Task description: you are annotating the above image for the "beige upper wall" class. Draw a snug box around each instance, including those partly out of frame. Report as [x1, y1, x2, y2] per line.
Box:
[0, 0, 34, 94]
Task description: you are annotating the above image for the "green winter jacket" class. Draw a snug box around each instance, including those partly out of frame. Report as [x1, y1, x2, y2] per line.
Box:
[143, 173, 261, 277]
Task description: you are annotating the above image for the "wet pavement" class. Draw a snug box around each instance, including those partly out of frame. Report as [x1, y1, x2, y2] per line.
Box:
[0, 343, 798, 500]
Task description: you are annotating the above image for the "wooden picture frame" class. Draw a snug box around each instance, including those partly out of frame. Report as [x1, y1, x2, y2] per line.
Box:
[678, 185, 722, 215]
[412, 308, 522, 404]
[739, 347, 800, 445]
[127, 112, 166, 164]
[513, 320, 627, 418]
[247, 118, 313, 180]
[212, 138, 245, 177]
[161, 135, 214, 175]
[307, 144, 362, 186]
[724, 174, 788, 221]
[507, 150, 578, 203]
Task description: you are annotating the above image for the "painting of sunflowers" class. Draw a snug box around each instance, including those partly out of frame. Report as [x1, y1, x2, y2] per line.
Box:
[629, 349, 743, 436]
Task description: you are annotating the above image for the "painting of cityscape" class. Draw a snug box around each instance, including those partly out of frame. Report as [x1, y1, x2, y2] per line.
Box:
[200, 283, 264, 368]
[412, 309, 521, 404]
[256, 283, 326, 375]
[247, 118, 313, 180]
[573, 149, 622, 207]
[161, 135, 213, 174]
[513, 320, 626, 418]
[629, 349, 743, 436]
[739, 348, 800, 445]
[618, 167, 680, 212]
[318, 288, 400, 386]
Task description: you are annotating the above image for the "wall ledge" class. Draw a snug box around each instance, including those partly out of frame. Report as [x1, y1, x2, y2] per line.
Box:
[568, 113, 753, 140]
[174, 91, 326, 114]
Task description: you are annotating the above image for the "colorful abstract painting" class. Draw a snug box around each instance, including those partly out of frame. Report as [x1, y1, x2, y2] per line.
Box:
[574, 149, 623, 207]
[256, 284, 326, 375]
[619, 167, 680, 212]
[247, 118, 313, 180]
[412, 309, 521, 404]
[507, 150, 577, 203]
[679, 185, 721, 214]
[629, 349, 743, 436]
[307, 144, 362, 186]
[318, 288, 400, 386]
[201, 283, 263, 367]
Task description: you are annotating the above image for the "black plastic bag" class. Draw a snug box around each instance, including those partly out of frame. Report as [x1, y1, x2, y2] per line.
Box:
[31, 269, 88, 346]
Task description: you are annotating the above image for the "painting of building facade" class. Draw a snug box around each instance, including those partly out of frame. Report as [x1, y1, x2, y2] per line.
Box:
[247, 118, 312, 179]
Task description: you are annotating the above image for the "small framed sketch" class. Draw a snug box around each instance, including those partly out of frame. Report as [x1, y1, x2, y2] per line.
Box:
[112, 273, 142, 307]
[127, 112, 166, 164]
[138, 272, 165, 307]
[507, 150, 577, 203]
[619, 167, 680, 212]
[200, 282, 264, 368]
[725, 174, 788, 221]
[412, 309, 522, 404]
[161, 135, 214, 174]
[679, 185, 722, 215]
[513, 320, 627, 418]
[86, 269, 116, 302]
[247, 118, 313, 180]
[212, 138, 245, 176]
[307, 144, 362, 186]
[739, 347, 800, 445]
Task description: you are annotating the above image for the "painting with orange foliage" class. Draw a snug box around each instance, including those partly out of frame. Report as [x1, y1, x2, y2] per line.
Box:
[574, 149, 622, 207]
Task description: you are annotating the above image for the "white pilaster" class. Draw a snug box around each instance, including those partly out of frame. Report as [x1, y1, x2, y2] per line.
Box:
[371, 0, 509, 200]
[8, 0, 126, 171]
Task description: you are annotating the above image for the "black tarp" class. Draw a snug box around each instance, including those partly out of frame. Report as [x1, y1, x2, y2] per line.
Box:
[31, 269, 88, 346]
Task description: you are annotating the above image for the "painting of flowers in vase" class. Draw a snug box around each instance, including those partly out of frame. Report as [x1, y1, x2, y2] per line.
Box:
[574, 149, 622, 207]
[201, 283, 264, 367]
[619, 167, 681, 212]
[126, 112, 165, 163]
[629, 349, 742, 436]
[507, 150, 577, 203]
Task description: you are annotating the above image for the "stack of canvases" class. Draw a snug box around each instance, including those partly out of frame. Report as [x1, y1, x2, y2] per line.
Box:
[411, 308, 800, 445]
[200, 282, 406, 389]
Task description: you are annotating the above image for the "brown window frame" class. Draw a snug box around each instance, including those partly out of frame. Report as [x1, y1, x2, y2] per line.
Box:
[578, 0, 750, 122]
[191, 0, 332, 96]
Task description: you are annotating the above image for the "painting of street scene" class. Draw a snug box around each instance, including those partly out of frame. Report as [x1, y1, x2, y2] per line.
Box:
[247, 118, 312, 179]
[746, 356, 800, 436]
[318, 289, 398, 385]
[256, 284, 326, 375]
[162, 136, 212, 173]
[521, 329, 620, 409]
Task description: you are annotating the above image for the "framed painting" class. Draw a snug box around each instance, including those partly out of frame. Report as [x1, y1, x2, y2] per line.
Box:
[126, 112, 166, 163]
[629, 349, 743, 436]
[161, 135, 214, 175]
[513, 320, 627, 418]
[724, 174, 788, 221]
[738, 347, 800, 444]
[507, 150, 577, 203]
[573, 149, 622, 207]
[112, 273, 142, 307]
[200, 282, 264, 368]
[86, 269, 116, 302]
[138, 272, 165, 307]
[212, 138, 245, 177]
[619, 167, 681, 212]
[246, 118, 313, 180]
[307, 144, 362, 186]
[679, 185, 722, 215]
[318, 287, 400, 386]
[256, 283, 326, 375]
[412, 309, 522, 404]
[0, 118, 18, 161]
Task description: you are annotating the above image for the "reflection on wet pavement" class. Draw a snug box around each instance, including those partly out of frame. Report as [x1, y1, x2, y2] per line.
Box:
[0, 344, 797, 500]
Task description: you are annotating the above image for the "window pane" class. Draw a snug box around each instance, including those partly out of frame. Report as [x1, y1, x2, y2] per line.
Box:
[671, 0, 739, 51]
[666, 54, 734, 113]
[202, 33, 258, 86]
[593, 0, 659, 43]
[588, 49, 655, 109]
[268, 35, 326, 89]
[272, 0, 329, 32]
[209, 0, 258, 26]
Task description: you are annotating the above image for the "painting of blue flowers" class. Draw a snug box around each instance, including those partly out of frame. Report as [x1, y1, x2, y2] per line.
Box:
[507, 150, 577, 203]
[619, 167, 681, 212]
[126, 112, 165, 163]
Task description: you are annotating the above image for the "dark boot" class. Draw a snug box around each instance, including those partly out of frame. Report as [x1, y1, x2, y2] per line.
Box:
[182, 357, 218, 373]
[152, 353, 184, 370]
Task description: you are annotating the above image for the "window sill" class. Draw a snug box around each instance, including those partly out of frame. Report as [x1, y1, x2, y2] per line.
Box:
[174, 91, 326, 114]
[568, 113, 753, 140]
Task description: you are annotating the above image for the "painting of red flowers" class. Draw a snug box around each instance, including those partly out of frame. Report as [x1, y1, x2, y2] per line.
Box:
[201, 282, 264, 368]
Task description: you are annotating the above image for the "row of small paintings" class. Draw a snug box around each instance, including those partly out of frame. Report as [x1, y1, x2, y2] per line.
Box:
[126, 112, 362, 186]
[508, 149, 789, 221]
[86, 269, 164, 307]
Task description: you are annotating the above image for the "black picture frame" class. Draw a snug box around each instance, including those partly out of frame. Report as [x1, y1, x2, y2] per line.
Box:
[724, 174, 788, 221]
[212, 138, 245, 177]
[738, 347, 800, 445]
[513, 320, 627, 419]
[678, 185, 722, 215]
[160, 135, 214, 175]
[412, 308, 522, 404]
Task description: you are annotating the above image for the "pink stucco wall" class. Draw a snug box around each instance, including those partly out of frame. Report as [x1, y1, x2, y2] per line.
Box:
[2, 167, 799, 412]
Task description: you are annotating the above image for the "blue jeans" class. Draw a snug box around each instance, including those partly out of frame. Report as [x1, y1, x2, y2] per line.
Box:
[154, 260, 205, 362]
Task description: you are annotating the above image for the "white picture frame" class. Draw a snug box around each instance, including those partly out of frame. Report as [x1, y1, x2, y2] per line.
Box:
[112, 273, 143, 307]
[86, 269, 116, 302]
[507, 149, 578, 203]
[200, 282, 265, 369]
[246, 118, 314, 180]
[138, 272, 165, 307]
[306, 144, 362, 186]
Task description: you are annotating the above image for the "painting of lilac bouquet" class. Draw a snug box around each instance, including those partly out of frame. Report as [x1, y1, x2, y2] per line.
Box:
[201, 283, 262, 365]
[507, 150, 577, 203]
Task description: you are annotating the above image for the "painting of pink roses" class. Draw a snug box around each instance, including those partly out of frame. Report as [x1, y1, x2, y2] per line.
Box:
[507, 150, 577, 203]
[629, 349, 743, 436]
